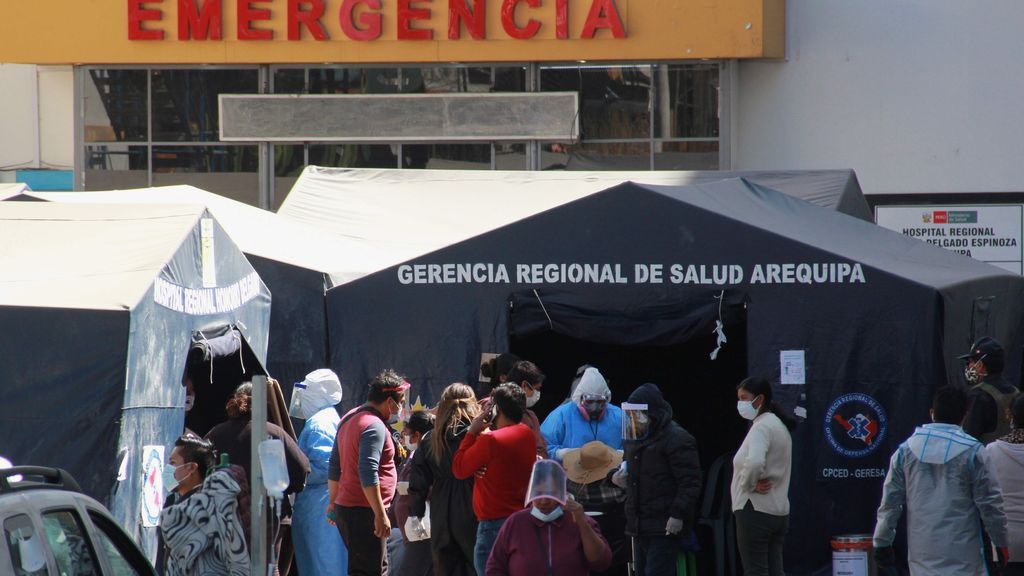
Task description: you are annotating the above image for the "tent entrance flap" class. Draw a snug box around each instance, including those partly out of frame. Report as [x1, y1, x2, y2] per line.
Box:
[509, 309, 750, 475]
[509, 314, 749, 574]
[508, 289, 748, 347]
[184, 324, 268, 437]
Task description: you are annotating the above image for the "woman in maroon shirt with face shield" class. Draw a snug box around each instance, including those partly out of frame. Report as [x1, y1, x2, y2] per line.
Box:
[485, 460, 611, 576]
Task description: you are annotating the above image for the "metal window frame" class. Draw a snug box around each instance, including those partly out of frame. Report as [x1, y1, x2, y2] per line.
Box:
[76, 61, 725, 206]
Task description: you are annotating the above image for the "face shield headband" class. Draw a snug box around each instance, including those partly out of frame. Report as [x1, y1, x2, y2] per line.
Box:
[621, 402, 650, 441]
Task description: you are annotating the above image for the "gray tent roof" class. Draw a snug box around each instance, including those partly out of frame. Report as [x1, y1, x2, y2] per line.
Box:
[14, 186, 390, 284]
[279, 167, 869, 283]
[648, 178, 1013, 290]
[0, 202, 208, 310]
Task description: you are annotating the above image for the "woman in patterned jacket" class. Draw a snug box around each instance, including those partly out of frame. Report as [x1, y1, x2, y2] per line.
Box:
[161, 456, 251, 575]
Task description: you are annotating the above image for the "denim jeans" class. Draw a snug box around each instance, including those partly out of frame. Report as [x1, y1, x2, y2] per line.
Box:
[473, 517, 507, 576]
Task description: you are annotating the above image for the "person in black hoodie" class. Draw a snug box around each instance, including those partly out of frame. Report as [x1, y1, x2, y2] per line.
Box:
[615, 383, 702, 576]
[409, 383, 480, 576]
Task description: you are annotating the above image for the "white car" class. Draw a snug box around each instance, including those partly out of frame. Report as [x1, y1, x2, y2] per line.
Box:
[0, 467, 155, 576]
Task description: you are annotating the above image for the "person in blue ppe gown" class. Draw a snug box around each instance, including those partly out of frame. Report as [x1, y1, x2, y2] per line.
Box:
[541, 367, 623, 462]
[291, 368, 348, 575]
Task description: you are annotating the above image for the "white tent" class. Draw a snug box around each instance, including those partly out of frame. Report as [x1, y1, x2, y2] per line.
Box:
[0, 182, 30, 200]
[278, 166, 869, 283]
[13, 185, 387, 284]
[6, 185, 385, 388]
[0, 202, 213, 309]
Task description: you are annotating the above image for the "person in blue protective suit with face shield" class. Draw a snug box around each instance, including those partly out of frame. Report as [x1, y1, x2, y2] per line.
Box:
[290, 369, 349, 575]
[541, 366, 623, 462]
[873, 385, 1010, 575]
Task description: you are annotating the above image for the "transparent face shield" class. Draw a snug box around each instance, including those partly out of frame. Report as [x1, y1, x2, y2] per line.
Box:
[525, 459, 568, 506]
[288, 381, 307, 419]
[621, 402, 651, 441]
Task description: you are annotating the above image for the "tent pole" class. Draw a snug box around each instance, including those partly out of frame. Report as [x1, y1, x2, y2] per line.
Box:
[251, 374, 268, 575]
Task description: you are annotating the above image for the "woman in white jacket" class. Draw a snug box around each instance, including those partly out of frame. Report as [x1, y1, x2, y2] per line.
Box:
[985, 394, 1024, 576]
[731, 376, 795, 576]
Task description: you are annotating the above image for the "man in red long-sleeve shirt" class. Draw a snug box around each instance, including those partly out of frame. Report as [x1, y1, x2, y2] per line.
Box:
[452, 383, 537, 576]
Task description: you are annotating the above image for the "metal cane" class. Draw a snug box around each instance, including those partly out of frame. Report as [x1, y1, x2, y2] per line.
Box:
[627, 535, 638, 576]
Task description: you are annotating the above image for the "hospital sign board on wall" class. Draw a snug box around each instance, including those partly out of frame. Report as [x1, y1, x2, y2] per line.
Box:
[875, 205, 1023, 275]
[0, 0, 784, 64]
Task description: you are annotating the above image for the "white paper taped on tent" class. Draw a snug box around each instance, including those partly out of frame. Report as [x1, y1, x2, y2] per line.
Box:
[781, 350, 806, 385]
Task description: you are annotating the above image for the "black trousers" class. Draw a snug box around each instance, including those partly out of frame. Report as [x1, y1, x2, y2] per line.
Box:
[634, 534, 681, 576]
[336, 505, 389, 576]
[399, 539, 434, 576]
[734, 501, 788, 576]
[434, 533, 476, 576]
[589, 502, 628, 576]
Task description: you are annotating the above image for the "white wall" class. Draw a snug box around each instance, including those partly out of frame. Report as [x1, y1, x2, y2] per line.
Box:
[37, 66, 74, 169]
[0, 64, 38, 179]
[0, 64, 73, 181]
[734, 1, 1024, 194]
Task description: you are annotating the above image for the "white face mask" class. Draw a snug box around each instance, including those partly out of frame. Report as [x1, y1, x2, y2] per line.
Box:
[184, 394, 195, 412]
[403, 435, 418, 452]
[530, 505, 563, 523]
[525, 388, 541, 408]
[737, 400, 759, 421]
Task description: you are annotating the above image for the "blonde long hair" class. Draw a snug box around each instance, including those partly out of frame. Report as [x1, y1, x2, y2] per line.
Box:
[430, 383, 479, 465]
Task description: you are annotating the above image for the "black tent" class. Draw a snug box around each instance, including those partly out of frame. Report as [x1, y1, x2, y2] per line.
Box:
[324, 178, 1024, 573]
[278, 167, 872, 281]
[5, 185, 367, 400]
[0, 202, 271, 554]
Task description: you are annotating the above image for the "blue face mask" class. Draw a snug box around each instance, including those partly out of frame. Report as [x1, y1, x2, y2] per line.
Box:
[162, 464, 180, 494]
[530, 505, 564, 523]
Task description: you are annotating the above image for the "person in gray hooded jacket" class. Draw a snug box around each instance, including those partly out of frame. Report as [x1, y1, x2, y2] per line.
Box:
[873, 385, 1009, 575]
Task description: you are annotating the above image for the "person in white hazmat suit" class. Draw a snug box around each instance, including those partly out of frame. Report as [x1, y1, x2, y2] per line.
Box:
[289, 369, 349, 575]
[873, 385, 1009, 575]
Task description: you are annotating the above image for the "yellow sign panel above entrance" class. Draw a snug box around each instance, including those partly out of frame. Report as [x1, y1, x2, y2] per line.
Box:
[0, 0, 784, 64]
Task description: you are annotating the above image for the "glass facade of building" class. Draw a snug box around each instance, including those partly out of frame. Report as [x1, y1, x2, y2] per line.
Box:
[78, 63, 720, 208]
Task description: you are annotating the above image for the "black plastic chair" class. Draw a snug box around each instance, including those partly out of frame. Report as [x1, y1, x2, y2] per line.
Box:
[696, 453, 737, 576]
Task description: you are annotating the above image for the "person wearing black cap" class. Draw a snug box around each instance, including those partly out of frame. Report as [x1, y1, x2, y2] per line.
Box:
[961, 336, 1021, 444]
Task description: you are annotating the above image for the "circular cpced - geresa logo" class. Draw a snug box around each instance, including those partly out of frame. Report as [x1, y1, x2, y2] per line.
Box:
[824, 393, 888, 458]
[141, 448, 164, 526]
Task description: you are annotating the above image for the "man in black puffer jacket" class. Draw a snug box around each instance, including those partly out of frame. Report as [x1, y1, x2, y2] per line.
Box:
[618, 383, 702, 575]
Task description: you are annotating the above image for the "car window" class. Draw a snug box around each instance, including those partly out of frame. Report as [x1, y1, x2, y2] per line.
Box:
[42, 509, 99, 576]
[87, 512, 149, 576]
[4, 514, 48, 576]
